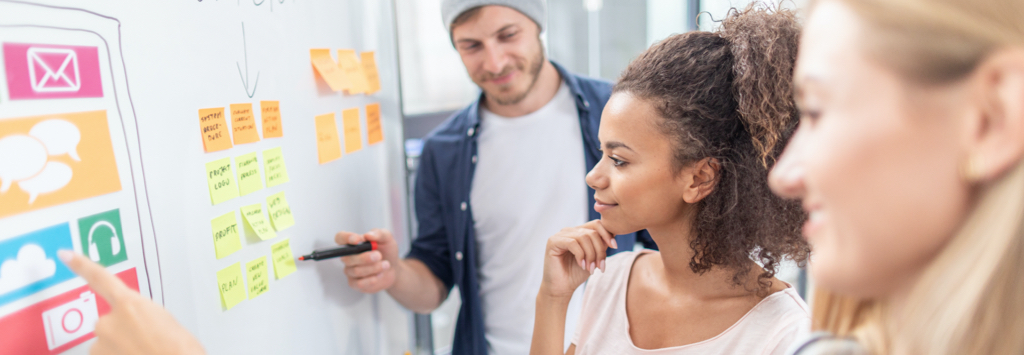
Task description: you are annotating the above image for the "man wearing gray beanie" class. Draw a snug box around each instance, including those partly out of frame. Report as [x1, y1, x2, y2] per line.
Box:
[339, 2, 653, 355]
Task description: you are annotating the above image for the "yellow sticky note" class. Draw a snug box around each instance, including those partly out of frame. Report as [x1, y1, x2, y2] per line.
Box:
[261, 101, 283, 138]
[206, 157, 239, 205]
[246, 257, 269, 299]
[366, 103, 383, 145]
[315, 113, 343, 164]
[240, 203, 276, 240]
[267, 191, 295, 231]
[337, 49, 370, 95]
[211, 211, 241, 259]
[236, 153, 263, 196]
[230, 103, 260, 145]
[343, 108, 362, 154]
[263, 147, 290, 187]
[310, 49, 346, 91]
[271, 238, 297, 279]
[217, 262, 246, 310]
[360, 51, 381, 94]
[199, 107, 232, 152]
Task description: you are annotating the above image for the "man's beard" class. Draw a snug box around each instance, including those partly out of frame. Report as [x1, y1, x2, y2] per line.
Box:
[478, 43, 545, 106]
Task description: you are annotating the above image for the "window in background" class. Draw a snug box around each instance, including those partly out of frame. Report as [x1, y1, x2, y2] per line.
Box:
[698, 0, 806, 31]
[396, 0, 479, 117]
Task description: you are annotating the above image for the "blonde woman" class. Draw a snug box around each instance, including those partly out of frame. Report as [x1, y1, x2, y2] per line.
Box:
[770, 0, 1024, 354]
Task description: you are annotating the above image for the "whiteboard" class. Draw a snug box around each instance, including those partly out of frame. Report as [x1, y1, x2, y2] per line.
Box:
[0, 0, 414, 354]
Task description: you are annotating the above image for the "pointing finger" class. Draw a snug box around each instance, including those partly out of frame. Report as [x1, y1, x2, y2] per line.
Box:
[59, 250, 131, 306]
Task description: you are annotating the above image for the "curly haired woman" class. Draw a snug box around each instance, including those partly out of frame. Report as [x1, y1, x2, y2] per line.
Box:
[530, 6, 810, 355]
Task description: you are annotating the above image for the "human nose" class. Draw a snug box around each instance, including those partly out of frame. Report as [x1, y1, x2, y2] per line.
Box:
[769, 141, 808, 199]
[481, 44, 509, 74]
[586, 160, 610, 191]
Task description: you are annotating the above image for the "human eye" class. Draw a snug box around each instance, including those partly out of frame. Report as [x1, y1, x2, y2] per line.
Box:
[610, 156, 627, 167]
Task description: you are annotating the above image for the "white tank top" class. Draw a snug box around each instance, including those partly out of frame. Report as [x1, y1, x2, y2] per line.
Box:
[572, 250, 811, 355]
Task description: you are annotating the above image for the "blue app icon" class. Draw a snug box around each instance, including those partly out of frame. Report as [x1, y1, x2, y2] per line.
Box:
[0, 223, 75, 307]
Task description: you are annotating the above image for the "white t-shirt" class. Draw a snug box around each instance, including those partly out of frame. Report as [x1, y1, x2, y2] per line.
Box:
[471, 82, 589, 355]
[572, 250, 811, 355]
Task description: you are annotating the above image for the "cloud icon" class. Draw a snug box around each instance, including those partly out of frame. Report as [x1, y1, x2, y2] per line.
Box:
[0, 243, 57, 295]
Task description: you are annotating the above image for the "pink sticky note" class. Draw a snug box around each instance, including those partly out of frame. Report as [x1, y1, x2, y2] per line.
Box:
[3, 43, 104, 100]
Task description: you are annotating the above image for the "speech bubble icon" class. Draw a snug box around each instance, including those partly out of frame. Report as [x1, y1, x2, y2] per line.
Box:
[17, 161, 72, 204]
[29, 120, 81, 161]
[0, 135, 49, 193]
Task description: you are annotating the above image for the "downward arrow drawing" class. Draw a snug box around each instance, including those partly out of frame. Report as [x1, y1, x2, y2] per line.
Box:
[237, 22, 259, 98]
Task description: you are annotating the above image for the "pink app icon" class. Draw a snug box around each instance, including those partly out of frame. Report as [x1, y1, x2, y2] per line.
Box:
[3, 43, 103, 100]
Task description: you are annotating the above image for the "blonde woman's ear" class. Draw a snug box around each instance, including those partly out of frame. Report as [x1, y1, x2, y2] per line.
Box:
[963, 48, 1024, 183]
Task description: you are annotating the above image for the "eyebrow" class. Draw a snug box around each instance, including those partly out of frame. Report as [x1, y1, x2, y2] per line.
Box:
[603, 141, 634, 152]
[454, 24, 518, 45]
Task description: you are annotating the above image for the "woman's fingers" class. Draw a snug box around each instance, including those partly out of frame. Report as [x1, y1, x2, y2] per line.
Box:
[574, 231, 600, 273]
[589, 220, 618, 250]
[585, 230, 608, 272]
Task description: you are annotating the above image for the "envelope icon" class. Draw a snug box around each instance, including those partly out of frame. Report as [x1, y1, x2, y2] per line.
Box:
[27, 48, 81, 93]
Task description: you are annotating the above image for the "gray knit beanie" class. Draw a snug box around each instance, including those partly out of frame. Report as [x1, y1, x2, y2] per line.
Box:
[441, 0, 547, 33]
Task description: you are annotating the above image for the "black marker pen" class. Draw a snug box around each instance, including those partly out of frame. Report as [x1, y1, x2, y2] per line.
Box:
[298, 241, 377, 261]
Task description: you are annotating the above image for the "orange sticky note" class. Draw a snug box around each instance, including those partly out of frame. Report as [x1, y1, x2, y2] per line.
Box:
[0, 110, 122, 218]
[342, 108, 362, 154]
[337, 49, 370, 95]
[230, 103, 260, 145]
[260, 101, 283, 138]
[199, 107, 232, 152]
[314, 113, 342, 164]
[360, 51, 381, 94]
[366, 103, 383, 145]
[310, 49, 346, 91]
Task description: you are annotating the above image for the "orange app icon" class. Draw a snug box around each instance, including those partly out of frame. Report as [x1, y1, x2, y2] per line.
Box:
[0, 110, 121, 218]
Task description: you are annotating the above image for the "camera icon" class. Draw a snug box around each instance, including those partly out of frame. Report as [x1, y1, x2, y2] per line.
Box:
[41, 291, 99, 350]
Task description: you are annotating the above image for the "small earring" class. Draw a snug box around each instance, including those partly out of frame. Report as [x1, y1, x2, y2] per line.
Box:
[961, 155, 984, 182]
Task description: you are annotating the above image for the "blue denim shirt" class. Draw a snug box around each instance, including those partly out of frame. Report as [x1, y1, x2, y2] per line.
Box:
[406, 61, 653, 355]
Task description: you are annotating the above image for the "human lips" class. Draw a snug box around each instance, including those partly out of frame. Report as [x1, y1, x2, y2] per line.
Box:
[594, 197, 618, 213]
[802, 203, 826, 240]
[487, 70, 516, 85]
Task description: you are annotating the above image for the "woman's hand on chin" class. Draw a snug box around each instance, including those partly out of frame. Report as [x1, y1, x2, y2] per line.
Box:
[539, 220, 618, 300]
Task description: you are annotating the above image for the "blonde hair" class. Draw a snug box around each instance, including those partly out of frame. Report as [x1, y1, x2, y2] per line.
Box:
[807, 0, 1024, 354]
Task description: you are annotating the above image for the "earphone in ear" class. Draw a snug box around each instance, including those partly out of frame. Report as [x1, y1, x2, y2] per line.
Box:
[86, 220, 120, 262]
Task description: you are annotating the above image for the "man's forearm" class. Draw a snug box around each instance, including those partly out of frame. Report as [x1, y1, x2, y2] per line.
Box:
[386, 258, 448, 313]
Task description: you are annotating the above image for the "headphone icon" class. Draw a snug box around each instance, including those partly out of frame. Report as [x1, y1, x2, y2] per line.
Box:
[87, 221, 121, 262]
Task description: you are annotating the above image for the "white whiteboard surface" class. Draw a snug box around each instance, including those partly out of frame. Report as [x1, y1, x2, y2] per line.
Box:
[0, 0, 414, 354]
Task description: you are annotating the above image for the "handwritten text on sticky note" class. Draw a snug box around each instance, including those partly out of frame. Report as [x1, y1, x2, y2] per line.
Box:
[361, 51, 381, 94]
[247, 257, 269, 299]
[310, 49, 346, 91]
[206, 157, 239, 205]
[267, 191, 295, 231]
[240, 203, 276, 240]
[230, 103, 260, 145]
[199, 108, 232, 152]
[338, 49, 369, 95]
[236, 152, 263, 196]
[263, 147, 290, 187]
[217, 262, 247, 310]
[211, 211, 242, 259]
[271, 238, 297, 279]
[315, 113, 342, 164]
[366, 103, 383, 145]
[261, 101, 283, 138]
[343, 108, 362, 154]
